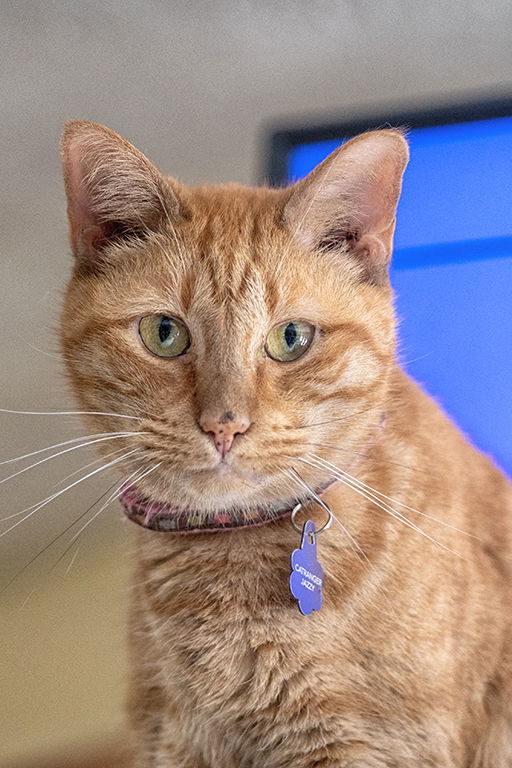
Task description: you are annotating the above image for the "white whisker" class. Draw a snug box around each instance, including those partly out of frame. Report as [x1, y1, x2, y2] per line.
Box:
[0, 449, 139, 535]
[0, 479, 122, 595]
[25, 343, 64, 362]
[57, 462, 162, 557]
[295, 455, 465, 559]
[0, 431, 143, 467]
[0, 433, 145, 485]
[0, 408, 141, 420]
[311, 453, 476, 539]
[17, 586, 39, 612]
[285, 468, 366, 560]
[64, 545, 81, 575]
[53, 446, 128, 488]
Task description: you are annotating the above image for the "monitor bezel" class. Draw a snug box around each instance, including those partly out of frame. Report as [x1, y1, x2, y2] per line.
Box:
[264, 95, 512, 187]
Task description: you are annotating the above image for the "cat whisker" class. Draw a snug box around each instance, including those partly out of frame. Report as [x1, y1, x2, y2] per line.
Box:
[294, 441, 430, 475]
[64, 544, 81, 575]
[52, 462, 162, 569]
[25, 343, 65, 362]
[0, 449, 139, 535]
[398, 350, 434, 367]
[0, 407, 142, 420]
[295, 455, 465, 559]
[52, 446, 129, 488]
[16, 586, 39, 612]
[0, 431, 143, 467]
[0, 432, 145, 486]
[284, 467, 367, 561]
[309, 453, 477, 539]
[0, 478, 123, 595]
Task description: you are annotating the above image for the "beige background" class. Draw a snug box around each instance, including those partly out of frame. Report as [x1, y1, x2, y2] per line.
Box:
[1, 1, 512, 764]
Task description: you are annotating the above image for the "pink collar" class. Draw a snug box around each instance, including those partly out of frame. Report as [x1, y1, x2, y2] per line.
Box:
[120, 480, 334, 535]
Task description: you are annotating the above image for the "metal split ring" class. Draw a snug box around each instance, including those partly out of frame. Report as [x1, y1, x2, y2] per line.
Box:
[291, 499, 334, 535]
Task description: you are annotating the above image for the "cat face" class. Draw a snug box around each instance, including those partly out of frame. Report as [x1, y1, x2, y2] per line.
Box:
[60, 123, 407, 525]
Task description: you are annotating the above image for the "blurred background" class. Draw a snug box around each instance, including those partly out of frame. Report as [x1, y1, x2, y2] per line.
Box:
[1, 2, 511, 766]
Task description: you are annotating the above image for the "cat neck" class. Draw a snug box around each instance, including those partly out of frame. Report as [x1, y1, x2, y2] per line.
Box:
[133, 406, 401, 620]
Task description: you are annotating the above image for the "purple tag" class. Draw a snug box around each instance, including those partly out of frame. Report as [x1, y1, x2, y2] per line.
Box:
[290, 520, 324, 616]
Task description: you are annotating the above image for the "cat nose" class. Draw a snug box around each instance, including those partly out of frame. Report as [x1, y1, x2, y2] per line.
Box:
[199, 410, 251, 459]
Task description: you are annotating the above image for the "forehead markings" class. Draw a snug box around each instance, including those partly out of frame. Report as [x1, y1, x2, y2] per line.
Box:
[164, 193, 368, 350]
[166, 187, 299, 327]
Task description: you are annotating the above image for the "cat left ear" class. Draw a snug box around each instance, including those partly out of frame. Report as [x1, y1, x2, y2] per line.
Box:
[284, 129, 409, 285]
[60, 121, 179, 266]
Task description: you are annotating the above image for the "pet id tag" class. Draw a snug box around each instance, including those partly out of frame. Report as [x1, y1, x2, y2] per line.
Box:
[290, 516, 326, 616]
[289, 500, 333, 616]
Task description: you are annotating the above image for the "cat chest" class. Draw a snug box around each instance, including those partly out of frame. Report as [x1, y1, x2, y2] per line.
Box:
[153, 603, 386, 724]
[148, 607, 456, 768]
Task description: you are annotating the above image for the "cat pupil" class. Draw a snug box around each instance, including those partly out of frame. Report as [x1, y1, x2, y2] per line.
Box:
[158, 317, 172, 343]
[284, 323, 297, 349]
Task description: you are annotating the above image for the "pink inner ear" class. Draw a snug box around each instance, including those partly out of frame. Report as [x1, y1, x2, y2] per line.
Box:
[64, 139, 105, 256]
[65, 139, 100, 253]
[284, 131, 408, 277]
[354, 156, 403, 235]
[63, 135, 152, 258]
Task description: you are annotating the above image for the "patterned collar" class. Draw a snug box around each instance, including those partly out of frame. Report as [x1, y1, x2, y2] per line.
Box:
[120, 482, 332, 534]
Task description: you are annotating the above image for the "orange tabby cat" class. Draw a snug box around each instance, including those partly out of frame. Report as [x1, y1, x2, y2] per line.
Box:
[60, 121, 511, 767]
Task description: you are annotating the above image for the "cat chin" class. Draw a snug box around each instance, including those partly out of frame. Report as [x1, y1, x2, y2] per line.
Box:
[191, 463, 266, 483]
[130, 462, 290, 515]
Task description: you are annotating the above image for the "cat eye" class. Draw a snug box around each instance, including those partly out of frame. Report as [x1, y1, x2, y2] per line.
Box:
[139, 315, 190, 358]
[265, 320, 315, 362]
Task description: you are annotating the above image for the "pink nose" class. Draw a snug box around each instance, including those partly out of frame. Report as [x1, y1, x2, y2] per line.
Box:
[199, 410, 250, 459]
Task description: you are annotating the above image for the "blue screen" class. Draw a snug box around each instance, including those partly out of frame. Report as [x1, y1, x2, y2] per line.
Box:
[287, 117, 512, 475]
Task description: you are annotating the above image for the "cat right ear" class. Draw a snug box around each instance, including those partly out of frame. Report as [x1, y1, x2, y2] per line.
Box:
[283, 129, 409, 285]
[60, 121, 179, 266]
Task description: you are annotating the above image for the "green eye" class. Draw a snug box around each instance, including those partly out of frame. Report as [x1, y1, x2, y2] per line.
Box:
[265, 320, 315, 362]
[139, 315, 190, 358]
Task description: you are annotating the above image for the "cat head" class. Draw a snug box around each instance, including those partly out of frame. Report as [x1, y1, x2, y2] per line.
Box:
[59, 121, 408, 531]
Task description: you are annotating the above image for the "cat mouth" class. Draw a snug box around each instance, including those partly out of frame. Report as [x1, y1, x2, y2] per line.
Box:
[120, 481, 333, 534]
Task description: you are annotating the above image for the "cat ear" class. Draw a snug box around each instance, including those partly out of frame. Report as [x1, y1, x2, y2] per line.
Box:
[60, 121, 178, 265]
[284, 130, 409, 285]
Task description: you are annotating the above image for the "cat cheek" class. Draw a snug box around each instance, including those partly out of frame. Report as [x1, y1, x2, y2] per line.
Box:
[338, 347, 381, 389]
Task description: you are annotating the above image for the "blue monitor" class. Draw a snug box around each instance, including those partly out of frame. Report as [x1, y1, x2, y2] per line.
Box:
[267, 102, 512, 475]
